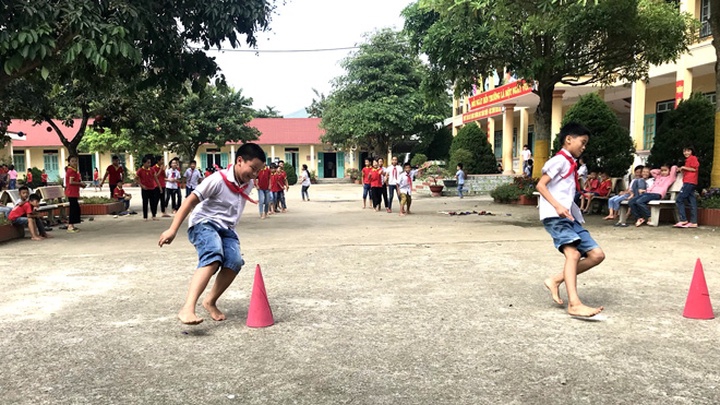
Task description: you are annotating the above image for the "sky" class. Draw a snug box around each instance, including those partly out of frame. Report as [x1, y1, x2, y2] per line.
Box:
[206, 0, 414, 116]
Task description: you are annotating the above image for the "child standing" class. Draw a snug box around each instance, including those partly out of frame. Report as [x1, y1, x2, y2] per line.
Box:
[40, 169, 48, 187]
[183, 159, 203, 198]
[159, 143, 266, 325]
[154, 156, 169, 217]
[299, 164, 311, 201]
[136, 156, 160, 221]
[93, 167, 100, 191]
[65, 156, 86, 233]
[361, 159, 372, 209]
[255, 164, 271, 219]
[369, 159, 383, 212]
[8, 165, 17, 189]
[675, 146, 699, 228]
[165, 158, 182, 213]
[26, 169, 33, 187]
[536, 123, 605, 318]
[455, 163, 466, 198]
[521, 144, 532, 175]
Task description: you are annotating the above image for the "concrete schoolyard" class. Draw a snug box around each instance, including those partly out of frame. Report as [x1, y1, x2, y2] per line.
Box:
[1, 184, 719, 404]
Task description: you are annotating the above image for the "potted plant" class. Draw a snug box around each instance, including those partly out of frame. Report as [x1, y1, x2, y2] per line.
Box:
[347, 168, 360, 184]
[490, 182, 522, 203]
[697, 188, 720, 226]
[515, 176, 539, 205]
[0, 213, 24, 243]
[80, 196, 125, 215]
[423, 164, 448, 197]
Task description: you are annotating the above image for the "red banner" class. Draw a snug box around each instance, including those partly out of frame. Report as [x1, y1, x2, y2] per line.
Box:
[468, 80, 533, 111]
[462, 106, 503, 124]
[675, 80, 684, 108]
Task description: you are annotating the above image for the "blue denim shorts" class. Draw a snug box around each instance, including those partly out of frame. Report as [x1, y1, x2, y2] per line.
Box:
[187, 221, 244, 273]
[542, 217, 599, 256]
[11, 217, 28, 226]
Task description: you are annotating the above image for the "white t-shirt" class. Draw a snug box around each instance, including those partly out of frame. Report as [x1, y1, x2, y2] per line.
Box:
[300, 170, 311, 187]
[386, 165, 402, 185]
[189, 166, 254, 230]
[184, 168, 203, 189]
[538, 150, 584, 223]
[521, 149, 532, 162]
[165, 169, 181, 190]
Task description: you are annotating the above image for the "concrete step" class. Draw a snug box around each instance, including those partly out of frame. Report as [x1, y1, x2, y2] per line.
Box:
[315, 178, 353, 185]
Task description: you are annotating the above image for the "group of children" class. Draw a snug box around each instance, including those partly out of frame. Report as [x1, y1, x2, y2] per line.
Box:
[0, 165, 49, 190]
[361, 156, 428, 216]
[254, 160, 290, 220]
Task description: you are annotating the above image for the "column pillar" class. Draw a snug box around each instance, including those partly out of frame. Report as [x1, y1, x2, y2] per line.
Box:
[310, 145, 315, 171]
[550, 90, 565, 147]
[230, 144, 236, 164]
[163, 151, 169, 165]
[680, 67, 693, 101]
[487, 118, 496, 158]
[519, 108, 529, 166]
[60, 148, 66, 180]
[502, 104, 515, 175]
[95, 152, 100, 170]
[271, 145, 276, 161]
[25, 149, 31, 170]
[128, 154, 134, 173]
[630, 80, 647, 151]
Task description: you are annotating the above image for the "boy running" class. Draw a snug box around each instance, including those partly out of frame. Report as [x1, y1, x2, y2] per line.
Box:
[536, 123, 605, 318]
[159, 143, 266, 325]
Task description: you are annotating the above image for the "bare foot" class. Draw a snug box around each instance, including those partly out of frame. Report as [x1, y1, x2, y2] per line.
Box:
[568, 304, 604, 318]
[202, 301, 226, 321]
[178, 309, 203, 325]
[603, 215, 614, 220]
[543, 278, 564, 305]
[31, 236, 43, 241]
[152, 217, 159, 221]
[399, 213, 405, 216]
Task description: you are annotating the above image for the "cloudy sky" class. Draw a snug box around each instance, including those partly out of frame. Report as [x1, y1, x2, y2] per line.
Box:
[206, 0, 413, 116]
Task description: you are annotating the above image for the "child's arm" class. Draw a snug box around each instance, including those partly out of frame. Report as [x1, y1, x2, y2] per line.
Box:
[536, 174, 574, 221]
[158, 193, 200, 247]
[650, 169, 660, 178]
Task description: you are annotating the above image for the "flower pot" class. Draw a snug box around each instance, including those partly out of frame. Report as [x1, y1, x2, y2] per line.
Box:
[698, 208, 720, 226]
[429, 184, 444, 197]
[517, 195, 538, 206]
[0, 224, 24, 243]
[80, 202, 125, 216]
[443, 179, 457, 188]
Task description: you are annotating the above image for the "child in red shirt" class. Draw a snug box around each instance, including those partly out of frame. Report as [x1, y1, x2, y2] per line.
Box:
[579, 171, 609, 213]
[26, 169, 33, 186]
[675, 146, 700, 228]
[9, 188, 48, 240]
[256, 165, 271, 219]
[361, 159, 372, 209]
[368, 159, 384, 212]
[40, 170, 48, 187]
[270, 164, 287, 213]
[113, 182, 132, 211]
[136, 156, 160, 221]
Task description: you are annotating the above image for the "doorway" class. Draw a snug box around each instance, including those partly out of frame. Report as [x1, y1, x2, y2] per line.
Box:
[323, 152, 337, 178]
[78, 154, 93, 182]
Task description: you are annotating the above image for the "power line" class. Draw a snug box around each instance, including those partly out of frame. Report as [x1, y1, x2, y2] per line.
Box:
[193, 46, 359, 53]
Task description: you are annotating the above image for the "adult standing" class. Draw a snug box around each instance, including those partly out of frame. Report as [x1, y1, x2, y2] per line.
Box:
[385, 156, 403, 213]
[65, 156, 86, 233]
[183, 160, 203, 197]
[100, 155, 125, 199]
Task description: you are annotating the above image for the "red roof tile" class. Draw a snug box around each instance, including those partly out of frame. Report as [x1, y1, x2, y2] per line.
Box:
[8, 119, 89, 147]
[246, 118, 325, 145]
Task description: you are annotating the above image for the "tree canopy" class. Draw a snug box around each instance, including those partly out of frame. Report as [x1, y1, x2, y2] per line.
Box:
[404, 0, 696, 175]
[321, 29, 449, 156]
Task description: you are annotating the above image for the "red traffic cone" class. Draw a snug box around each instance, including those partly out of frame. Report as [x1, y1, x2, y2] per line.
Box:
[683, 259, 714, 320]
[247, 264, 274, 328]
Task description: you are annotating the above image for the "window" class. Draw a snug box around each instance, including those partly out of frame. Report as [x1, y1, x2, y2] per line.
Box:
[655, 99, 674, 137]
[701, 0, 711, 38]
[494, 130, 502, 159]
[512, 128, 518, 157]
[705, 92, 716, 105]
[643, 114, 656, 150]
[12, 151, 26, 172]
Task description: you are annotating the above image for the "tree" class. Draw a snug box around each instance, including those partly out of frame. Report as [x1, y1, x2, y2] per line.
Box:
[648, 92, 714, 189]
[450, 123, 497, 174]
[0, 0, 275, 149]
[305, 88, 327, 118]
[165, 86, 260, 163]
[321, 29, 449, 156]
[404, 0, 696, 177]
[551, 93, 635, 177]
[254, 106, 282, 118]
[416, 126, 453, 161]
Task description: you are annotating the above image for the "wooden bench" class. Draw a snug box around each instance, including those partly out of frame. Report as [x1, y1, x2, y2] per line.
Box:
[36, 186, 72, 224]
[0, 189, 22, 206]
[617, 173, 684, 226]
[586, 177, 624, 214]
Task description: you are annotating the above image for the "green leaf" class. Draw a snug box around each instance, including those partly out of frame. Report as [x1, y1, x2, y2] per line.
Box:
[41, 66, 49, 80]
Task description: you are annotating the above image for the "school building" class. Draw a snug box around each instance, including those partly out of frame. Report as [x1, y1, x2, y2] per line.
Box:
[452, 0, 714, 176]
[0, 117, 364, 182]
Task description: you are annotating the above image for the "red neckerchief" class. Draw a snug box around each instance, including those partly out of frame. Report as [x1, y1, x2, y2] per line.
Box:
[556, 150, 580, 192]
[219, 170, 257, 204]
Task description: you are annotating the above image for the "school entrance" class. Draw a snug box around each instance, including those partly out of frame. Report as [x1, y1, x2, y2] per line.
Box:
[316, 152, 344, 179]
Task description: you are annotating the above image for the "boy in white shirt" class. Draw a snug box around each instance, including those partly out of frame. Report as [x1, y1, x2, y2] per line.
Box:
[396, 162, 426, 216]
[159, 143, 266, 325]
[536, 123, 605, 318]
[521, 144, 532, 175]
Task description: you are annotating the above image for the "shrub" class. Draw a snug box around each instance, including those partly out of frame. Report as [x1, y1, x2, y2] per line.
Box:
[700, 188, 720, 209]
[24, 167, 42, 189]
[553, 93, 635, 177]
[448, 148, 474, 174]
[346, 168, 359, 180]
[647, 92, 714, 189]
[490, 182, 521, 203]
[283, 163, 298, 185]
[81, 196, 117, 204]
[451, 123, 497, 174]
[410, 153, 428, 167]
